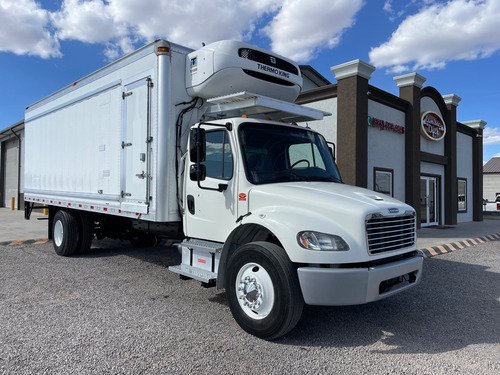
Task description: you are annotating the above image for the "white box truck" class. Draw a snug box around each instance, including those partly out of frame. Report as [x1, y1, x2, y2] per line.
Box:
[24, 39, 423, 339]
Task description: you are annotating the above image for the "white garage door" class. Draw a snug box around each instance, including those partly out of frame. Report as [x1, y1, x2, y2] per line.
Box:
[2, 138, 19, 208]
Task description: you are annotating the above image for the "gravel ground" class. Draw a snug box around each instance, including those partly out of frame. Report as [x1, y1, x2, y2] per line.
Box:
[0, 239, 499, 374]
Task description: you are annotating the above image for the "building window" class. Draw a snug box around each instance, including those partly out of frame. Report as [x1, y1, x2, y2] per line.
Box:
[374, 168, 393, 197]
[458, 178, 467, 212]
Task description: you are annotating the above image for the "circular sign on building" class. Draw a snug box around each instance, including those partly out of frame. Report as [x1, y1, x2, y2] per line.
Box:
[421, 111, 446, 141]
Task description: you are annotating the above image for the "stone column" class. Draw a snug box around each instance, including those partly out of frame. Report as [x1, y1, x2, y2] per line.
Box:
[331, 60, 375, 187]
[443, 94, 461, 225]
[393, 73, 426, 227]
[462, 120, 487, 221]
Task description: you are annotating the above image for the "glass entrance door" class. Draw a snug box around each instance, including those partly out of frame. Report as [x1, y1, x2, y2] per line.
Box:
[420, 176, 438, 227]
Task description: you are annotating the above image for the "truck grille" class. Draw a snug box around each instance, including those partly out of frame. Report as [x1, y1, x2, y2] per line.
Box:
[366, 214, 416, 254]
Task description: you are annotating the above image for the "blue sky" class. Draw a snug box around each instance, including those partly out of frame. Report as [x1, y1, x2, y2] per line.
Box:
[1, 0, 499, 162]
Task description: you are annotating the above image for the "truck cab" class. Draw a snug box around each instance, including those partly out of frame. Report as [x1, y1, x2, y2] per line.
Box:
[172, 102, 423, 339]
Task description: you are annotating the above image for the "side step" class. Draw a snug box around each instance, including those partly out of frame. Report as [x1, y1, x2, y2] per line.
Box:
[169, 264, 217, 283]
[168, 238, 222, 283]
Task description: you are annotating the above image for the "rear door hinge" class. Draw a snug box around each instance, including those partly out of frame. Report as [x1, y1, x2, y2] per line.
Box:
[122, 91, 133, 100]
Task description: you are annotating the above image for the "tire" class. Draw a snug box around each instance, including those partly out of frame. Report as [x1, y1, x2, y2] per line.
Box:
[53, 210, 79, 256]
[76, 212, 94, 253]
[225, 241, 304, 340]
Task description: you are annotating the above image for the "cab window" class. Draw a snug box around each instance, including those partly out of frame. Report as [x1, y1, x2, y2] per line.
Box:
[288, 143, 326, 169]
[203, 130, 233, 180]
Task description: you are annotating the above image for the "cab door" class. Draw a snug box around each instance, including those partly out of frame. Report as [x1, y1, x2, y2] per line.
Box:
[184, 129, 237, 241]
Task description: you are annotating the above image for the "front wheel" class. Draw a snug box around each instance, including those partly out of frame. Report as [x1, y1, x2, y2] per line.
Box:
[225, 242, 304, 340]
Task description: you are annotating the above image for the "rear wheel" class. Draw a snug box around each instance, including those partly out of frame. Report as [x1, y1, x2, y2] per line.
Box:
[53, 210, 79, 256]
[76, 212, 94, 253]
[225, 242, 304, 340]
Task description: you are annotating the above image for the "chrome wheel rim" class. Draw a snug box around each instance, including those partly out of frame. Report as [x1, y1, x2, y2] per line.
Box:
[54, 220, 64, 247]
[236, 262, 275, 320]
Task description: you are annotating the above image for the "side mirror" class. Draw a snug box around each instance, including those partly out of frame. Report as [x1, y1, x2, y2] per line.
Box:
[190, 164, 206, 182]
[327, 142, 336, 162]
[190, 128, 206, 163]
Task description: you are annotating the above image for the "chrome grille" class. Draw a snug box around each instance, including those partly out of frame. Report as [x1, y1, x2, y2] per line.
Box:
[366, 214, 416, 254]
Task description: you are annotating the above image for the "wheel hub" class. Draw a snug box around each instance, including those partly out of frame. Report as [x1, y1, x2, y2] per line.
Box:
[235, 263, 274, 319]
[54, 220, 64, 247]
[240, 276, 262, 308]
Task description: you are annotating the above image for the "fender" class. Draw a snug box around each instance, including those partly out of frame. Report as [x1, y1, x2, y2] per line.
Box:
[216, 205, 363, 290]
[217, 221, 282, 290]
[243, 205, 364, 262]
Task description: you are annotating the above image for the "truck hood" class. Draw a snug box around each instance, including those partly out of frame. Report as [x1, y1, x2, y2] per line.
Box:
[245, 182, 416, 264]
[248, 181, 412, 218]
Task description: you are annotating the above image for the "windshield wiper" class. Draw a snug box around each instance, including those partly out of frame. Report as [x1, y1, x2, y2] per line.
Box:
[314, 175, 343, 183]
[277, 170, 311, 181]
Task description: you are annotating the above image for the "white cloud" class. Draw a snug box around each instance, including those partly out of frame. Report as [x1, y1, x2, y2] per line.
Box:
[383, 0, 405, 21]
[0, 0, 364, 62]
[103, 37, 136, 61]
[0, 0, 61, 58]
[52, 0, 123, 43]
[265, 0, 364, 62]
[483, 127, 500, 146]
[105, 0, 283, 50]
[49, 0, 283, 58]
[369, 0, 500, 72]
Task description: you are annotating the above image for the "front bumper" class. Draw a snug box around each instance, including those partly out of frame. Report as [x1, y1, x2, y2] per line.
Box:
[297, 253, 423, 306]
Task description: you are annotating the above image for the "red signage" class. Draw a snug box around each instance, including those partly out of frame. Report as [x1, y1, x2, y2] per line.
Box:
[238, 193, 247, 201]
[421, 111, 446, 141]
[367, 116, 404, 134]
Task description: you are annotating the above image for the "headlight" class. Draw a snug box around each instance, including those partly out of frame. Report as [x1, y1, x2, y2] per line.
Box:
[297, 231, 350, 251]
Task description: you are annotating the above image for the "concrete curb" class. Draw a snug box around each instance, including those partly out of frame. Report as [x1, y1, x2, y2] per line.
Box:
[0, 238, 49, 246]
[418, 232, 500, 258]
[0, 238, 179, 248]
[4, 233, 499, 261]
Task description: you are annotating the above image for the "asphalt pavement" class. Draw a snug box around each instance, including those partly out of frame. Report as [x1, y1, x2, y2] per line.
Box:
[1, 208, 499, 255]
[1, 213, 499, 374]
[1, 207, 499, 374]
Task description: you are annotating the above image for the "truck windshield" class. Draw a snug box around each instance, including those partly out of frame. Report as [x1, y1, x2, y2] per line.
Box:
[239, 123, 342, 185]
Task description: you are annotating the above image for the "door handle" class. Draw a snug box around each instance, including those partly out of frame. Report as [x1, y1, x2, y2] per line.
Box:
[187, 195, 195, 215]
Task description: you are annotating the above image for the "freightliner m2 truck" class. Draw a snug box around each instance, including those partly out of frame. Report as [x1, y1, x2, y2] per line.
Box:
[24, 40, 423, 339]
